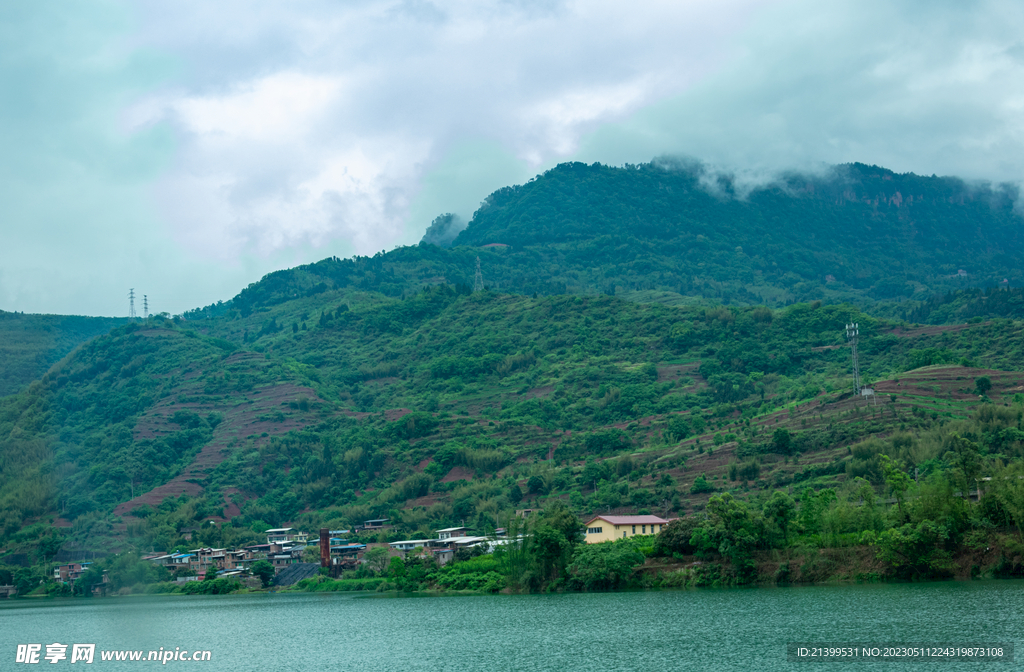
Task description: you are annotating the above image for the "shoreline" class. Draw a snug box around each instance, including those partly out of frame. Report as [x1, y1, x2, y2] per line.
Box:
[3, 575, 1023, 606]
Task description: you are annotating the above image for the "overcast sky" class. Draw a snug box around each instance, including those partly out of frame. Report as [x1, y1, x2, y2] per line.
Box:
[3, 0, 1023, 316]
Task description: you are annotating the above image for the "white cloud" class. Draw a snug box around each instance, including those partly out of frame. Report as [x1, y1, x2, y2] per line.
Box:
[172, 72, 346, 141]
[8, 0, 1024, 316]
[131, 0, 766, 261]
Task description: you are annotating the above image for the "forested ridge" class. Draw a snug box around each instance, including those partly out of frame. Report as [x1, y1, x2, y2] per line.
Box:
[182, 160, 1024, 322]
[3, 159, 1024, 596]
[0, 312, 125, 397]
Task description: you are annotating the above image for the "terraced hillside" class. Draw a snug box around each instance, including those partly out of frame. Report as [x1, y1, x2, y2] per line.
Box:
[2, 282, 1022, 564]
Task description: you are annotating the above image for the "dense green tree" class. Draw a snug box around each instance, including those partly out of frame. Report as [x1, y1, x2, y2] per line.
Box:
[689, 473, 715, 494]
[881, 455, 912, 519]
[945, 434, 982, 509]
[690, 493, 765, 579]
[565, 539, 645, 591]
[364, 547, 390, 576]
[874, 520, 953, 580]
[652, 517, 699, 556]
[250, 560, 274, 588]
[762, 492, 796, 545]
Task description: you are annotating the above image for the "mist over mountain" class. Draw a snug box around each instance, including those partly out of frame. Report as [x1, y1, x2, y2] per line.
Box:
[419, 213, 467, 248]
[181, 160, 1023, 323]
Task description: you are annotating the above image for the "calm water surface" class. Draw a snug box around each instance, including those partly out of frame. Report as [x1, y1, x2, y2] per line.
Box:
[2, 581, 1022, 670]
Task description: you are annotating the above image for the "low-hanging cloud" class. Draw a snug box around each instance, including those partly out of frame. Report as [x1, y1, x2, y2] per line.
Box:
[577, 0, 1024, 185]
[4, 0, 1024, 315]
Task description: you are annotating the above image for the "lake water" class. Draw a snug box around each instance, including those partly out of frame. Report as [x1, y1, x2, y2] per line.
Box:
[2, 581, 1022, 670]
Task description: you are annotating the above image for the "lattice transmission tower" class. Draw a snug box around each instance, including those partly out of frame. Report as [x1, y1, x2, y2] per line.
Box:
[473, 256, 484, 292]
[128, 288, 137, 320]
[143, 295, 149, 320]
[845, 322, 861, 395]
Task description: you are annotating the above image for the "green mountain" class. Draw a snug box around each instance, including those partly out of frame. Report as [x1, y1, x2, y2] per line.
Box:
[184, 160, 1023, 321]
[0, 311, 125, 397]
[2, 159, 1024, 590]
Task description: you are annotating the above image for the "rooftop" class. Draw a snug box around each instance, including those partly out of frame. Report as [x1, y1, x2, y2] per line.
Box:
[585, 515, 670, 526]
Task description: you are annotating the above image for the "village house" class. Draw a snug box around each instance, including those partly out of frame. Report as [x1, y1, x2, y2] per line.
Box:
[269, 545, 305, 573]
[224, 550, 249, 570]
[53, 562, 91, 586]
[583, 515, 670, 544]
[146, 552, 194, 571]
[243, 542, 283, 557]
[427, 527, 497, 565]
[186, 548, 229, 576]
[264, 528, 308, 544]
[435, 526, 468, 541]
[323, 542, 365, 569]
[388, 539, 431, 555]
[357, 518, 391, 532]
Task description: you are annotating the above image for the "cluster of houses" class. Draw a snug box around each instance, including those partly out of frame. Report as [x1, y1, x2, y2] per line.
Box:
[140, 520, 403, 580]
[47, 514, 672, 589]
[385, 526, 515, 566]
[385, 514, 672, 565]
[142, 527, 332, 581]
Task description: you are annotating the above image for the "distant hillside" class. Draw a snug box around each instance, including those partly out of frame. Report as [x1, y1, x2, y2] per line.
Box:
[3, 282, 1023, 560]
[0, 311, 125, 397]
[185, 160, 1024, 321]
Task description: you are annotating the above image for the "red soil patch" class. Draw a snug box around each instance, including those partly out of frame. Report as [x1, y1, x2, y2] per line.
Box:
[875, 367, 1024, 402]
[222, 351, 266, 364]
[523, 385, 553, 399]
[220, 488, 243, 519]
[441, 466, 475, 483]
[888, 322, 986, 338]
[364, 377, 399, 386]
[403, 494, 445, 509]
[656, 362, 700, 382]
[114, 382, 327, 516]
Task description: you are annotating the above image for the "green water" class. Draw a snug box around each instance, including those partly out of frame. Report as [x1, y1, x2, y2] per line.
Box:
[2, 581, 1022, 670]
